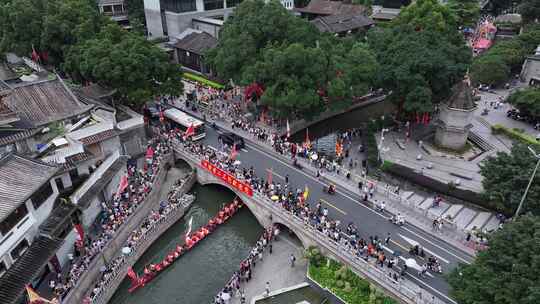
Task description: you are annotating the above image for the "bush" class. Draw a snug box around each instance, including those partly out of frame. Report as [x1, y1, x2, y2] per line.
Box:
[308, 252, 398, 304]
[183, 72, 225, 89]
[491, 124, 540, 150]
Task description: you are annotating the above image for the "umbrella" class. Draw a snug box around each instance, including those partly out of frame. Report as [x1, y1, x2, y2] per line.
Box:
[311, 153, 318, 160]
[405, 258, 422, 271]
[233, 160, 241, 166]
[271, 195, 279, 201]
[99, 266, 107, 272]
[122, 247, 132, 255]
[220, 292, 231, 301]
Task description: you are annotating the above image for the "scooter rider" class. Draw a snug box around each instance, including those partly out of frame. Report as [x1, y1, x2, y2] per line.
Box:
[328, 184, 336, 194]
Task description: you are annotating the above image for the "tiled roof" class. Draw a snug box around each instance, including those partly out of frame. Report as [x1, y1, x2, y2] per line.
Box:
[4, 78, 93, 127]
[446, 80, 476, 110]
[0, 235, 64, 304]
[0, 128, 37, 146]
[172, 31, 218, 55]
[311, 13, 374, 33]
[296, 0, 366, 16]
[0, 154, 58, 222]
[59, 151, 95, 172]
[79, 129, 118, 145]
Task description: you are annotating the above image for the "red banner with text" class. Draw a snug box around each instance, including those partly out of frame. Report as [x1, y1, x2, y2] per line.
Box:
[200, 160, 253, 197]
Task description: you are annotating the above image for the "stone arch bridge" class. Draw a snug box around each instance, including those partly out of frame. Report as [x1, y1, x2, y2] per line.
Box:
[172, 143, 443, 304]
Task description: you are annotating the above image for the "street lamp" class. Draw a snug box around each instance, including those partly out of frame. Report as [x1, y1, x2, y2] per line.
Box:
[378, 128, 389, 163]
[514, 146, 540, 219]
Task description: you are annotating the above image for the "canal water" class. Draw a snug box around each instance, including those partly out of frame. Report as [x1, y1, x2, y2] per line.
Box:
[109, 183, 263, 304]
[290, 99, 394, 142]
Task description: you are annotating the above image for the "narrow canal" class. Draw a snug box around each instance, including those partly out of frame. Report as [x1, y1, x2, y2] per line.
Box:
[109, 182, 263, 304]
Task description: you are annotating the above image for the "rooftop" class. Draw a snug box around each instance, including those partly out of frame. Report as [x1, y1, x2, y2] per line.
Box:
[311, 13, 374, 33]
[445, 79, 476, 110]
[172, 31, 218, 55]
[3, 78, 93, 127]
[0, 153, 58, 222]
[296, 0, 366, 16]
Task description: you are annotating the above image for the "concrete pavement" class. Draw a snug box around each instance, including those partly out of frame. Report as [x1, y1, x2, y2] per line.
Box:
[229, 235, 307, 304]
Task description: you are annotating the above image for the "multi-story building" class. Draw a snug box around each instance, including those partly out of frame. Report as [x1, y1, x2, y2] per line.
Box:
[98, 0, 130, 27]
[0, 61, 146, 303]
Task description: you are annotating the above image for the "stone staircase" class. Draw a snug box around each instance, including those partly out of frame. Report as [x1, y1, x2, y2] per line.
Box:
[468, 131, 495, 152]
[401, 191, 499, 234]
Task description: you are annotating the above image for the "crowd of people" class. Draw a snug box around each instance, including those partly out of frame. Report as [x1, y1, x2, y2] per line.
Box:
[85, 175, 194, 303]
[171, 136, 413, 285]
[53, 137, 171, 301]
[214, 226, 275, 304]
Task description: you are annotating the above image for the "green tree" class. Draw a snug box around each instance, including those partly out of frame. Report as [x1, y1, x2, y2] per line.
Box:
[447, 0, 481, 27]
[447, 215, 540, 304]
[41, 0, 102, 65]
[518, 0, 540, 23]
[206, 0, 318, 83]
[470, 54, 510, 85]
[507, 87, 540, 119]
[369, 25, 471, 114]
[487, 39, 529, 70]
[394, 0, 459, 37]
[64, 24, 183, 105]
[479, 143, 540, 215]
[0, 0, 46, 57]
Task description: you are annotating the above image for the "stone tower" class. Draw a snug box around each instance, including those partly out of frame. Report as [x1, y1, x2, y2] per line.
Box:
[435, 77, 477, 150]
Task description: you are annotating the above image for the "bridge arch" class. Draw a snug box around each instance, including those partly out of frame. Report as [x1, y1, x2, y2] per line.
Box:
[196, 173, 311, 248]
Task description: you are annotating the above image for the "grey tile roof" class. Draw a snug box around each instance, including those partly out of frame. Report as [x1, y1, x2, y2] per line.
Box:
[446, 80, 476, 110]
[172, 31, 218, 55]
[0, 153, 58, 222]
[296, 0, 366, 16]
[4, 78, 93, 127]
[311, 13, 374, 33]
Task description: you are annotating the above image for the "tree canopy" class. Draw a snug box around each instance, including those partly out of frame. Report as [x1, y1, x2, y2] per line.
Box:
[64, 24, 183, 105]
[447, 215, 540, 304]
[447, 0, 481, 27]
[470, 54, 510, 85]
[479, 143, 540, 215]
[507, 87, 540, 120]
[394, 0, 460, 39]
[369, 24, 470, 113]
[518, 0, 540, 23]
[0, 0, 102, 64]
[206, 0, 319, 84]
[208, 0, 379, 119]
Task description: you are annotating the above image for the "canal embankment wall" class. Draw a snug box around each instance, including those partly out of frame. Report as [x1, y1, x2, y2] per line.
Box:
[90, 172, 197, 304]
[63, 154, 176, 304]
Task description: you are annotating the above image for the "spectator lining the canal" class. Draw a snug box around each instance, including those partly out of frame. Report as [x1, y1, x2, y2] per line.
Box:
[171, 135, 406, 292]
[55, 138, 173, 301]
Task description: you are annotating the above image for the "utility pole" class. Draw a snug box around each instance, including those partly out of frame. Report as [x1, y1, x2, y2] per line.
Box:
[514, 147, 540, 219]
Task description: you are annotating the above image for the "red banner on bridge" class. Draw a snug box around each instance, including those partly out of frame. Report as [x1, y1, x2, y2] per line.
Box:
[200, 160, 253, 197]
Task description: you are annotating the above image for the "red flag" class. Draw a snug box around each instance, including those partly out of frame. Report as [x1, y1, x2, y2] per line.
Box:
[31, 45, 40, 62]
[303, 129, 310, 148]
[40, 51, 49, 63]
[159, 110, 165, 123]
[230, 144, 238, 160]
[426, 113, 430, 124]
[116, 174, 129, 196]
[145, 146, 154, 159]
[415, 113, 420, 124]
[183, 124, 195, 139]
[126, 267, 140, 287]
[74, 224, 84, 248]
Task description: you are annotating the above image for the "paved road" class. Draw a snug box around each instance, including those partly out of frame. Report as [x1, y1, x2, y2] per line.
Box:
[200, 127, 474, 304]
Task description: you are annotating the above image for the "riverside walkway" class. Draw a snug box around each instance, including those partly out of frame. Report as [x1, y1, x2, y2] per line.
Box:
[171, 141, 447, 304]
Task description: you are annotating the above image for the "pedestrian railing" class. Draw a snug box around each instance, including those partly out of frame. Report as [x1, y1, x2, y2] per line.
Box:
[172, 145, 445, 304]
[89, 192, 196, 304]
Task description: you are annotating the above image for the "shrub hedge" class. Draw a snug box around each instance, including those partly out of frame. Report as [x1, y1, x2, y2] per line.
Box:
[183, 72, 225, 89]
[491, 124, 540, 150]
[306, 247, 397, 304]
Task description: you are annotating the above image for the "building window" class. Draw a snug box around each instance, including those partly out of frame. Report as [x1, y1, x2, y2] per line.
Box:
[30, 182, 53, 210]
[204, 0, 224, 10]
[10, 239, 29, 261]
[226, 0, 242, 7]
[0, 204, 28, 235]
[0, 260, 6, 276]
[160, 0, 197, 13]
[102, 5, 113, 13]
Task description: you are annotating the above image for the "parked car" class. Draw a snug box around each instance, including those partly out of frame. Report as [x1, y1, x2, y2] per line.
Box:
[218, 132, 245, 149]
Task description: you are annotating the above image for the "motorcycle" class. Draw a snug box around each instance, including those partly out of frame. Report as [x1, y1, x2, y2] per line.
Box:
[389, 214, 405, 226]
[323, 185, 336, 195]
